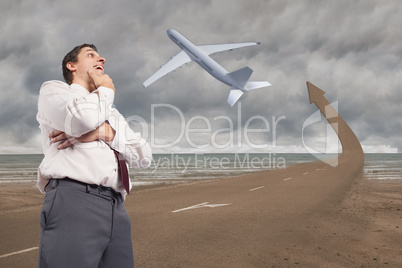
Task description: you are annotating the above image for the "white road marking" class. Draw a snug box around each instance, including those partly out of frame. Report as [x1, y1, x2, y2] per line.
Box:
[303, 172, 309, 175]
[249, 186, 265, 192]
[0, 247, 39, 259]
[172, 202, 231, 213]
[283, 177, 293, 181]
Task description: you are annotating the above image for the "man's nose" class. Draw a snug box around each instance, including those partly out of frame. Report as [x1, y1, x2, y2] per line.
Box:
[98, 56, 106, 63]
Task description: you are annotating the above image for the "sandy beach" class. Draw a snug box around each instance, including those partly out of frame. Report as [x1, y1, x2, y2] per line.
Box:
[1, 162, 401, 267]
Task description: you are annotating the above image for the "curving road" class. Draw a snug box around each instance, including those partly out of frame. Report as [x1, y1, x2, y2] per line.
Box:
[130, 82, 364, 267]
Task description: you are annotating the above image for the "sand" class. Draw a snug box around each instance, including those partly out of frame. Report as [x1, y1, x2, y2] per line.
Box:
[1, 168, 401, 267]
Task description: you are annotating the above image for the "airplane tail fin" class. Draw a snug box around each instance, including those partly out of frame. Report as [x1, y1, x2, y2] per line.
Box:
[227, 66, 271, 106]
[228, 67, 253, 88]
[245, 81, 271, 91]
[227, 88, 244, 107]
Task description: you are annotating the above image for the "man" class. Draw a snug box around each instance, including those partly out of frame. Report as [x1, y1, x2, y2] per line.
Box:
[36, 44, 152, 267]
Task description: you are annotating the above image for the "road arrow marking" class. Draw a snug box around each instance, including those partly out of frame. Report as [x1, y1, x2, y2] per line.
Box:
[172, 202, 231, 213]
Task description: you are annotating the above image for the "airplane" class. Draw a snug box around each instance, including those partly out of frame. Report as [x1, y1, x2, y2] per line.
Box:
[143, 29, 271, 106]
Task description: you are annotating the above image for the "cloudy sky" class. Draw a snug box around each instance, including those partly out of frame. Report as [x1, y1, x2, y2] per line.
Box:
[1, 0, 401, 154]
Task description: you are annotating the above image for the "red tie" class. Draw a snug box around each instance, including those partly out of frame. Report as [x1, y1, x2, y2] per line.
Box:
[113, 150, 130, 194]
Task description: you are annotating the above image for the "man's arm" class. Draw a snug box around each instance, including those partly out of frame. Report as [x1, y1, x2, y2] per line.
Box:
[38, 81, 115, 138]
[49, 122, 116, 149]
[106, 108, 152, 168]
[50, 114, 152, 169]
[38, 68, 116, 140]
[50, 108, 152, 168]
[89, 69, 152, 168]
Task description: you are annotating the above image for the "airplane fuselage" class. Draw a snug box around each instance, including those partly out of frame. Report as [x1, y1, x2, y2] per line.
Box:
[167, 29, 244, 90]
[144, 28, 270, 106]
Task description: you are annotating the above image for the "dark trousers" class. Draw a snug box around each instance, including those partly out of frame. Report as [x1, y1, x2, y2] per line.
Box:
[38, 179, 134, 268]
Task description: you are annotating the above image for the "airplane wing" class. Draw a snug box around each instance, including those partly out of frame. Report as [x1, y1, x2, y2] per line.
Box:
[199, 42, 259, 56]
[143, 50, 192, 87]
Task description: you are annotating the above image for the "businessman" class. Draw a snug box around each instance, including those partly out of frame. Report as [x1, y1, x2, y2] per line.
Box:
[36, 44, 152, 267]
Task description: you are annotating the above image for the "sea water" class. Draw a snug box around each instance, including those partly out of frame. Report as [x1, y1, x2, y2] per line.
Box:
[363, 154, 402, 180]
[0, 154, 401, 184]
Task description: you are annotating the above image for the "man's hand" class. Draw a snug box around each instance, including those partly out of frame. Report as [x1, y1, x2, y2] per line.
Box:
[88, 69, 115, 92]
[50, 122, 116, 150]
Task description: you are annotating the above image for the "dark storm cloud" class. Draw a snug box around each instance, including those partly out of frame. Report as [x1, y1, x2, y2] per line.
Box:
[0, 0, 401, 153]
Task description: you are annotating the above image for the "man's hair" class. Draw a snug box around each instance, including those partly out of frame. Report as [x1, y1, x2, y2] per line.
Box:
[62, 44, 98, 85]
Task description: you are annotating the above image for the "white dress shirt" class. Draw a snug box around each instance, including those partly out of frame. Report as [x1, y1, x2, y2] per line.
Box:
[37, 80, 152, 198]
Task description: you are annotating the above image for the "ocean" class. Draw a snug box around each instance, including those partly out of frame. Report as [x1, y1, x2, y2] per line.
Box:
[0, 154, 401, 185]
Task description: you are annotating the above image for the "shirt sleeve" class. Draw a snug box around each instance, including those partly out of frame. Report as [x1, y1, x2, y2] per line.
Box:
[37, 81, 114, 137]
[106, 108, 153, 168]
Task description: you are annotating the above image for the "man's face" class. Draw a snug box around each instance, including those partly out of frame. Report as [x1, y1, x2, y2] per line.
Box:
[69, 47, 106, 86]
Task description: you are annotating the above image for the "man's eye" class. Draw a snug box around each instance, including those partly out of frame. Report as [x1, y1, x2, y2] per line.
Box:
[89, 54, 93, 57]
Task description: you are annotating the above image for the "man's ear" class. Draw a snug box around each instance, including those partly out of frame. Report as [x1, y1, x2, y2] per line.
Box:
[66, 62, 77, 72]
